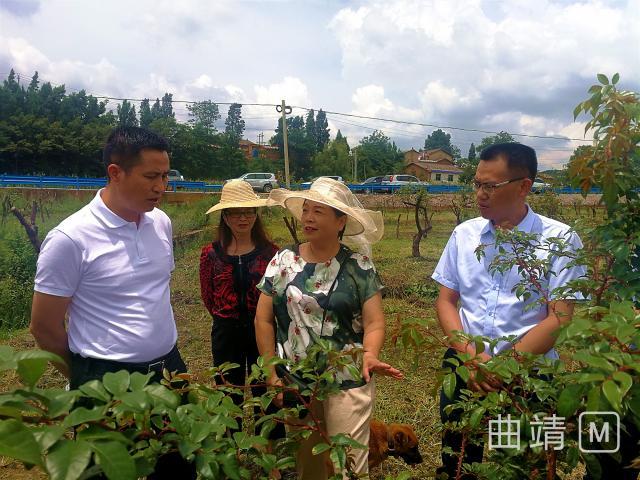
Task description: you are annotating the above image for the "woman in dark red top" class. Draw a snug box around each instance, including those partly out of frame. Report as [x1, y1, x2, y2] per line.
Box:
[200, 180, 282, 435]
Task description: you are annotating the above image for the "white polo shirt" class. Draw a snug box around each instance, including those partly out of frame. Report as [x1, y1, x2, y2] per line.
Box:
[34, 190, 178, 362]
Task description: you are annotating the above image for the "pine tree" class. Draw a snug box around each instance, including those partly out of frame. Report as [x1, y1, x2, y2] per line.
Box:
[315, 109, 330, 151]
[224, 103, 245, 148]
[468, 143, 476, 162]
[160, 93, 174, 119]
[150, 98, 161, 121]
[117, 99, 139, 127]
[305, 109, 317, 152]
[139, 99, 152, 128]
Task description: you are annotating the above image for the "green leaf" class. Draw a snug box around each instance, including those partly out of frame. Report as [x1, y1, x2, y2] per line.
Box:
[557, 385, 583, 417]
[329, 446, 347, 471]
[91, 441, 137, 480]
[45, 439, 92, 480]
[128, 372, 152, 391]
[0, 345, 17, 371]
[102, 370, 130, 395]
[611, 73, 619, 84]
[145, 384, 180, 409]
[14, 350, 62, 388]
[79, 381, 111, 403]
[0, 419, 43, 467]
[312, 442, 332, 455]
[62, 406, 107, 428]
[442, 373, 457, 400]
[469, 407, 485, 428]
[32, 425, 65, 452]
[602, 380, 622, 412]
[587, 387, 602, 413]
[119, 391, 151, 413]
[612, 371, 632, 397]
[457, 365, 470, 383]
[46, 390, 78, 418]
[597, 73, 609, 85]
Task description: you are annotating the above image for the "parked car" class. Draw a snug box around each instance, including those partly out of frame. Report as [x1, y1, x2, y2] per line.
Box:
[168, 169, 184, 182]
[531, 178, 552, 193]
[359, 176, 384, 193]
[228, 172, 279, 192]
[300, 176, 344, 188]
[380, 174, 427, 193]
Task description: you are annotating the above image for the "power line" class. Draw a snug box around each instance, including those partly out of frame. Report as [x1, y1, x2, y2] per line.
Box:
[1, 70, 593, 143]
[294, 105, 592, 143]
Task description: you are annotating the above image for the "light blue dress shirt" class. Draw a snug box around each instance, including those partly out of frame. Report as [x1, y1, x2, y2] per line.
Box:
[432, 206, 586, 358]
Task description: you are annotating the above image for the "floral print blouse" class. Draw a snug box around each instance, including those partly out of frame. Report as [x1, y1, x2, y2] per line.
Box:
[257, 244, 383, 389]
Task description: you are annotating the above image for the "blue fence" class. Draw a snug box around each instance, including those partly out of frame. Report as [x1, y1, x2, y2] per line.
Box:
[0, 175, 223, 192]
[0, 175, 599, 195]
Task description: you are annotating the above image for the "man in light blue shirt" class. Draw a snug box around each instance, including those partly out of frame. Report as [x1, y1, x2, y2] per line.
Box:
[432, 143, 586, 478]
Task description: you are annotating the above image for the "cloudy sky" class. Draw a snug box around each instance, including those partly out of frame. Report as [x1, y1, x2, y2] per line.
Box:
[1, 0, 638, 169]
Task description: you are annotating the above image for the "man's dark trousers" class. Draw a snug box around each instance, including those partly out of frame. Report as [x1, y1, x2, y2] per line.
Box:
[70, 344, 197, 480]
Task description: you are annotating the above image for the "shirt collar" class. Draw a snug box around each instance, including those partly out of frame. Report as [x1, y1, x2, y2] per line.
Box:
[480, 204, 536, 238]
[90, 189, 154, 229]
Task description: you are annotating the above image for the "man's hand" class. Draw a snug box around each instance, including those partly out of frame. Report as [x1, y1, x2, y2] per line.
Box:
[362, 351, 404, 383]
[467, 351, 502, 394]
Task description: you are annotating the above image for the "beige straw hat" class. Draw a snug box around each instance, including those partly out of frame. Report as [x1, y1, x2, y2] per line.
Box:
[205, 179, 269, 214]
[268, 177, 384, 244]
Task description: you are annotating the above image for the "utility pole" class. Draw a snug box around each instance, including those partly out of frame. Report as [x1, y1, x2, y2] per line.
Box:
[257, 132, 264, 145]
[354, 149, 358, 183]
[277, 100, 292, 188]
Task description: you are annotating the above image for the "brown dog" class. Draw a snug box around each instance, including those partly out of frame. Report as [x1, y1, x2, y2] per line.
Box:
[369, 419, 423, 469]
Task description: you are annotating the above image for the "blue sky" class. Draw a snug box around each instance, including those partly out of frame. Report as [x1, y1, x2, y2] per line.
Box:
[1, 0, 638, 169]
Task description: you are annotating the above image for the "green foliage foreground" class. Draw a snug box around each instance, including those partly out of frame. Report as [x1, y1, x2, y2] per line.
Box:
[0, 74, 637, 480]
[398, 74, 640, 479]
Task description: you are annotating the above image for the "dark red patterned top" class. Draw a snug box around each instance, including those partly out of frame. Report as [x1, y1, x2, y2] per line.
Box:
[199, 241, 278, 322]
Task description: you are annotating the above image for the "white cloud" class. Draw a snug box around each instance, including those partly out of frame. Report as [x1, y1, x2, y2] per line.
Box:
[254, 76, 311, 107]
[0, 37, 120, 94]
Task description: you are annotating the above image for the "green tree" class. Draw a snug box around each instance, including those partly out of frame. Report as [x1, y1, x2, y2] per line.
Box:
[335, 129, 350, 150]
[311, 139, 352, 179]
[160, 93, 174, 119]
[476, 131, 516, 154]
[424, 128, 461, 158]
[315, 109, 330, 151]
[150, 98, 162, 121]
[467, 143, 476, 162]
[357, 130, 403, 176]
[305, 109, 317, 154]
[116, 100, 138, 127]
[139, 99, 152, 128]
[224, 103, 245, 148]
[187, 100, 220, 133]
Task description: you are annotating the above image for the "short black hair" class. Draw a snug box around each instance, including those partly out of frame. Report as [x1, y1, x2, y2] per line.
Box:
[479, 142, 537, 181]
[103, 126, 169, 176]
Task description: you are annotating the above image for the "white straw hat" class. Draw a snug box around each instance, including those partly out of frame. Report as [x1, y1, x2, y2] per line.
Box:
[268, 177, 384, 245]
[205, 180, 268, 214]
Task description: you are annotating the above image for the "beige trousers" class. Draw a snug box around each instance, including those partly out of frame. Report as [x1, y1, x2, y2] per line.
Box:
[292, 380, 375, 480]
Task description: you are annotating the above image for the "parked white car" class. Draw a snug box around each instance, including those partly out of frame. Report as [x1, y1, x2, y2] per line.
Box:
[300, 176, 344, 188]
[531, 178, 552, 193]
[228, 172, 279, 192]
[168, 169, 184, 182]
[380, 174, 427, 193]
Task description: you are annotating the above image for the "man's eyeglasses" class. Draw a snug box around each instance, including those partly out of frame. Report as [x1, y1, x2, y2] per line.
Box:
[225, 209, 257, 218]
[471, 177, 526, 194]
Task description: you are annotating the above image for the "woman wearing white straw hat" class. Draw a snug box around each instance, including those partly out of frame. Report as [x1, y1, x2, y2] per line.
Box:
[255, 177, 403, 479]
[199, 179, 284, 438]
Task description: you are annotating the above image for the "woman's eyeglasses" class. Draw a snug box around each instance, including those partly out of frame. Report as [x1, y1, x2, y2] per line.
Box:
[471, 177, 526, 194]
[225, 209, 257, 218]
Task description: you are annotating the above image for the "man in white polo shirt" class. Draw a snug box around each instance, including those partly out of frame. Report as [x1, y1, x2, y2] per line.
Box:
[432, 143, 586, 479]
[30, 126, 194, 479]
